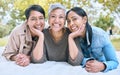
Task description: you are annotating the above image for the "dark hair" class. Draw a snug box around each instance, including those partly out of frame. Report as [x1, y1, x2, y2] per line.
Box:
[25, 4, 45, 19]
[66, 7, 92, 47]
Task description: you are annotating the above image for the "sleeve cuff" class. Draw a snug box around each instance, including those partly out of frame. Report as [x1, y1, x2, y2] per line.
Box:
[81, 57, 95, 67]
[101, 62, 108, 72]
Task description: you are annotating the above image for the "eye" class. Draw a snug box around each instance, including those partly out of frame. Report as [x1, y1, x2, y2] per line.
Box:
[67, 20, 70, 24]
[50, 15, 56, 18]
[59, 16, 64, 19]
[30, 18, 37, 21]
[72, 18, 77, 21]
[39, 17, 44, 20]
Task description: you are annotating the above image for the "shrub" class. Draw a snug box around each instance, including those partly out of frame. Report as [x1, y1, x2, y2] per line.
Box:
[93, 14, 114, 31]
[0, 25, 11, 38]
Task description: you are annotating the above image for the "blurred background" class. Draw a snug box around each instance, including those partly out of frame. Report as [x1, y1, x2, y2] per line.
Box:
[0, 0, 120, 51]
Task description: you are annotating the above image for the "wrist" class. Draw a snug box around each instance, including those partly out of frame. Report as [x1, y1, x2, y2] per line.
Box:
[10, 55, 16, 61]
[69, 34, 75, 39]
[38, 34, 44, 39]
[101, 63, 106, 71]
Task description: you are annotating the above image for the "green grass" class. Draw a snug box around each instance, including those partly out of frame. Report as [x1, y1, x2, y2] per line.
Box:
[0, 37, 8, 47]
[111, 38, 120, 51]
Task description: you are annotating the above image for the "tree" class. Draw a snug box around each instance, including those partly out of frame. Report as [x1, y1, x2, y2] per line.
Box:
[98, 0, 120, 26]
[13, 0, 89, 20]
[93, 14, 114, 31]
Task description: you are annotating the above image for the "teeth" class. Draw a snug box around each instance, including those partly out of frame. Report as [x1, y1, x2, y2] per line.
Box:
[72, 27, 76, 30]
[36, 26, 41, 30]
[54, 24, 60, 28]
[71, 26, 78, 31]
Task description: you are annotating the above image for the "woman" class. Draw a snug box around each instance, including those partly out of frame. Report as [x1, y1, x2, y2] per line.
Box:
[2, 4, 45, 66]
[66, 7, 119, 72]
[31, 3, 83, 66]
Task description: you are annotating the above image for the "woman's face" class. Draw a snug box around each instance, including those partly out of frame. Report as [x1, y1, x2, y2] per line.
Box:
[67, 11, 86, 32]
[48, 8, 66, 32]
[27, 10, 45, 32]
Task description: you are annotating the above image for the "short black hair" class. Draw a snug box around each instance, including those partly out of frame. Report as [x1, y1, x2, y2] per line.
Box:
[25, 4, 45, 19]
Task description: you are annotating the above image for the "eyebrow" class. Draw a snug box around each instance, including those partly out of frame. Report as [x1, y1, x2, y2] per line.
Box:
[30, 15, 44, 18]
[71, 16, 77, 18]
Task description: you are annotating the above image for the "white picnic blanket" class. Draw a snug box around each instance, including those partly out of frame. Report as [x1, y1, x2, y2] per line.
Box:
[0, 47, 120, 75]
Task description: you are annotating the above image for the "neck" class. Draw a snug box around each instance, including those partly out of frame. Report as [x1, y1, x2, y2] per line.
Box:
[30, 31, 36, 37]
[81, 28, 86, 39]
[50, 29, 64, 42]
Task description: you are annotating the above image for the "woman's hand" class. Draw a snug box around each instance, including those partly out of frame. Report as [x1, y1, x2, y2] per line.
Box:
[30, 27, 44, 38]
[14, 54, 30, 67]
[85, 60, 105, 73]
[69, 24, 85, 39]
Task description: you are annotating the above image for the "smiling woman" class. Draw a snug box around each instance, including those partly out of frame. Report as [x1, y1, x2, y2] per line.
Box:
[66, 7, 119, 73]
[2, 4, 46, 67]
[31, 3, 83, 66]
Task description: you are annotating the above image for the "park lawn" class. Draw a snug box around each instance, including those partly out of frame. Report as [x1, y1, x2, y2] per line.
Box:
[111, 38, 120, 51]
[0, 37, 8, 47]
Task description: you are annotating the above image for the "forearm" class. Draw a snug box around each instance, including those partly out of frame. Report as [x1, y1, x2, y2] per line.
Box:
[32, 37, 44, 61]
[68, 36, 78, 60]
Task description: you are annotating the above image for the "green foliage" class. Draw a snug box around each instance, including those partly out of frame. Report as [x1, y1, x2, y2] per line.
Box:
[93, 14, 114, 31]
[0, 20, 15, 38]
[0, 37, 8, 46]
[0, 25, 11, 38]
[98, 0, 120, 12]
[7, 19, 16, 33]
[13, 0, 70, 19]
[111, 38, 120, 51]
[12, 0, 89, 20]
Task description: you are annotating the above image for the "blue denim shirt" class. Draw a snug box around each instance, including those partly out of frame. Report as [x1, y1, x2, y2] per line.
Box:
[80, 26, 119, 72]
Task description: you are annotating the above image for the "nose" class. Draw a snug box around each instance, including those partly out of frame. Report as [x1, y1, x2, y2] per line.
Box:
[54, 17, 59, 23]
[69, 20, 74, 26]
[36, 19, 40, 25]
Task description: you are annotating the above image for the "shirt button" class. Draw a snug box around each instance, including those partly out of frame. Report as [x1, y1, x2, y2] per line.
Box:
[23, 46, 26, 49]
[24, 30, 26, 33]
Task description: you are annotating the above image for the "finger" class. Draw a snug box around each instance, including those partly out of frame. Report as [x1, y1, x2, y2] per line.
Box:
[85, 67, 92, 72]
[16, 59, 23, 65]
[16, 54, 24, 60]
[18, 62, 25, 66]
[21, 57, 30, 66]
[23, 60, 30, 66]
[86, 62, 92, 66]
[88, 60, 95, 63]
[85, 64, 90, 68]
[16, 59, 26, 66]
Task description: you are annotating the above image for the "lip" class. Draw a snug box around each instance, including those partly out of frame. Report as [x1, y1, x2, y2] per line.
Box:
[53, 24, 61, 28]
[35, 26, 41, 30]
[71, 26, 78, 31]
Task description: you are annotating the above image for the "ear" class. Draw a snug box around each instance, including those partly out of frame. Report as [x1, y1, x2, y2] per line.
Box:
[25, 20, 28, 25]
[83, 16, 87, 24]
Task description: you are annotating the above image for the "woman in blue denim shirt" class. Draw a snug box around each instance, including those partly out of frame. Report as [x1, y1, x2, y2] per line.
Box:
[66, 7, 119, 73]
